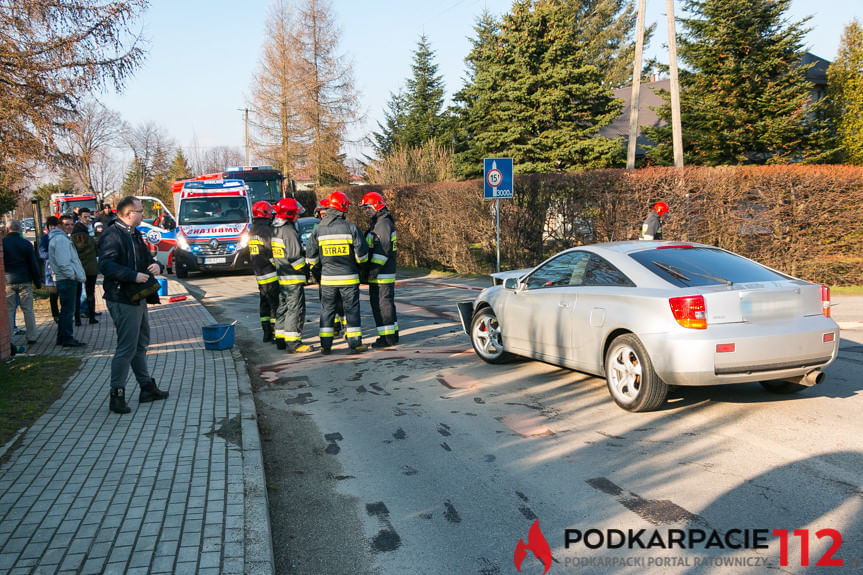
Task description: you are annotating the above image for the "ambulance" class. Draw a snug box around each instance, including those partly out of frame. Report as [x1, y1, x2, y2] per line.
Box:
[137, 179, 253, 278]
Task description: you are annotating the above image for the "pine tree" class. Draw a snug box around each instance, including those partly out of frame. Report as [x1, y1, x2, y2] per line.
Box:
[168, 149, 192, 182]
[644, 0, 820, 165]
[371, 35, 448, 158]
[827, 20, 863, 165]
[453, 1, 625, 177]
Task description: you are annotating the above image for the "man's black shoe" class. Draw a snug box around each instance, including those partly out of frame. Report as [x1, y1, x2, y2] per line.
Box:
[139, 378, 169, 403]
[74, 318, 82, 326]
[349, 344, 368, 354]
[89, 318, 99, 324]
[320, 347, 331, 355]
[109, 388, 131, 414]
[62, 340, 86, 347]
[27, 340, 38, 345]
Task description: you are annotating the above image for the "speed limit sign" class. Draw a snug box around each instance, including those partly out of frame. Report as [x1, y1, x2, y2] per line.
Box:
[486, 168, 503, 188]
[483, 158, 513, 199]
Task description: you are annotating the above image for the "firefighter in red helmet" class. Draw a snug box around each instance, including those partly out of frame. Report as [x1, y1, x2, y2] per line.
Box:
[249, 201, 279, 342]
[360, 191, 398, 347]
[640, 201, 669, 240]
[310, 197, 346, 336]
[305, 190, 368, 354]
[271, 198, 309, 352]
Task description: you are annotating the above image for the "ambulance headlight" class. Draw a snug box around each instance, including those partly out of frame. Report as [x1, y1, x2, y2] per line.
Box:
[176, 233, 190, 251]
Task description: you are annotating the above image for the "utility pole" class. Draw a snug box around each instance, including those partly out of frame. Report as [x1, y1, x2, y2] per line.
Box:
[242, 108, 250, 166]
[667, 0, 684, 168]
[627, 0, 646, 169]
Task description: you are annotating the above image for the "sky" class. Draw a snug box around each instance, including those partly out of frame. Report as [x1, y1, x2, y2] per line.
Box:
[100, 0, 863, 166]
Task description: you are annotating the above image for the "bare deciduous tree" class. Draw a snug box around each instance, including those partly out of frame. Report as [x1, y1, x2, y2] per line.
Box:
[0, 0, 147, 192]
[250, 0, 359, 187]
[59, 100, 124, 199]
[122, 121, 174, 193]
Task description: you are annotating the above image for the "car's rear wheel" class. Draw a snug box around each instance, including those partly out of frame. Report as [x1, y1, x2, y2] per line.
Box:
[759, 380, 807, 394]
[605, 334, 668, 412]
[176, 266, 189, 279]
[470, 307, 511, 364]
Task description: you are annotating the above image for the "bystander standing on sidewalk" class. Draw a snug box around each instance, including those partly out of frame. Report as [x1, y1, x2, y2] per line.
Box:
[48, 215, 86, 347]
[3, 219, 42, 348]
[99, 196, 169, 414]
[38, 216, 61, 323]
[71, 207, 100, 325]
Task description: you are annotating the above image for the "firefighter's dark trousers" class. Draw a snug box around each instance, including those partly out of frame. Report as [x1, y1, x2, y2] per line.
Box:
[258, 281, 279, 341]
[369, 282, 397, 343]
[319, 285, 361, 350]
[276, 283, 306, 350]
[317, 283, 346, 333]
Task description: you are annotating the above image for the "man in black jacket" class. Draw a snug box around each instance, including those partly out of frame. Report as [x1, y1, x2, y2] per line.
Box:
[3, 219, 42, 346]
[98, 196, 169, 414]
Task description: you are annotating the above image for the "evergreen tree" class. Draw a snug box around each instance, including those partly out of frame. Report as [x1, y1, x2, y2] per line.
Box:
[371, 91, 408, 158]
[402, 35, 447, 148]
[644, 0, 821, 165]
[371, 35, 448, 158]
[453, 1, 625, 177]
[827, 20, 863, 165]
[168, 148, 192, 182]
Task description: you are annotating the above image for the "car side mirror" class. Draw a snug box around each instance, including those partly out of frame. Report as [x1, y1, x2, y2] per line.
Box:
[504, 277, 519, 290]
[164, 217, 176, 231]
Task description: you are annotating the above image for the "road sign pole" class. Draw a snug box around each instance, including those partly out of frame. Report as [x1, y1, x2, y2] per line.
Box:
[496, 197, 501, 272]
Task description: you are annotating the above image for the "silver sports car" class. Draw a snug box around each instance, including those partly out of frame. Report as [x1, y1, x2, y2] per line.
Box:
[457, 241, 839, 412]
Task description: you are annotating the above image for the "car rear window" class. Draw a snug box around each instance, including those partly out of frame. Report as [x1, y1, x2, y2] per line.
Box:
[629, 246, 789, 287]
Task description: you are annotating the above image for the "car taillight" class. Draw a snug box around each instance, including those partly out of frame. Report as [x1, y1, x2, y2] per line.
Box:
[821, 285, 831, 318]
[669, 295, 707, 329]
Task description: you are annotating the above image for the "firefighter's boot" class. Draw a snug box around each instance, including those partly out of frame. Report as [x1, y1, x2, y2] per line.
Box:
[261, 321, 274, 343]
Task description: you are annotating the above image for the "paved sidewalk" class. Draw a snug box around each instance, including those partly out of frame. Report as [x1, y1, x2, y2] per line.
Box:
[0, 280, 273, 574]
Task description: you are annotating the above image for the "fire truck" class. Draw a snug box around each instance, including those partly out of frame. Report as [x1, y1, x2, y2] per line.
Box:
[50, 193, 99, 217]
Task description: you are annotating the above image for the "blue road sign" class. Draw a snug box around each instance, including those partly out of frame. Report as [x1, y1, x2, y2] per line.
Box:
[483, 158, 513, 199]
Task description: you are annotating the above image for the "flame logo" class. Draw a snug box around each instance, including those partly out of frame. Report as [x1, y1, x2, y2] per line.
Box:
[514, 519, 553, 573]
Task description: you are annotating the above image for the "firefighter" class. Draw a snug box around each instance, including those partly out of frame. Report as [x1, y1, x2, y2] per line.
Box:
[312, 198, 346, 337]
[249, 201, 279, 342]
[272, 198, 309, 352]
[360, 191, 398, 347]
[640, 201, 669, 240]
[305, 190, 368, 354]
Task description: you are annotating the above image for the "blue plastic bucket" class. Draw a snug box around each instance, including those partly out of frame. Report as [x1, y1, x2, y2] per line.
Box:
[202, 322, 236, 350]
[157, 278, 168, 296]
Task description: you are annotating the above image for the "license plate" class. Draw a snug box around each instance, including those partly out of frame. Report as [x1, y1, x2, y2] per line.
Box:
[204, 257, 226, 265]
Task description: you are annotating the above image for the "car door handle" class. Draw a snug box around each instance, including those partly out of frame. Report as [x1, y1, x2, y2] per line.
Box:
[558, 302, 569, 308]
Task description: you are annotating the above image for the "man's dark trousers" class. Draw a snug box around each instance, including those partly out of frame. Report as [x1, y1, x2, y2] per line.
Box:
[56, 279, 78, 344]
[106, 299, 152, 390]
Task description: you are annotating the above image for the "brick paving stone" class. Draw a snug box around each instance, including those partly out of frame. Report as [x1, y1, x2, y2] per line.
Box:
[0, 283, 273, 573]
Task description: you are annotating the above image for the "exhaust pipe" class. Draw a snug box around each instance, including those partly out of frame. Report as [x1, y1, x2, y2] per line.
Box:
[782, 369, 825, 387]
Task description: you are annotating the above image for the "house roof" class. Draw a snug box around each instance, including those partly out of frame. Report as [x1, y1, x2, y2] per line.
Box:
[600, 53, 832, 156]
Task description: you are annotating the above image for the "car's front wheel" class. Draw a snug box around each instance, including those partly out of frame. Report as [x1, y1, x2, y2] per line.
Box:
[470, 307, 511, 364]
[605, 334, 668, 412]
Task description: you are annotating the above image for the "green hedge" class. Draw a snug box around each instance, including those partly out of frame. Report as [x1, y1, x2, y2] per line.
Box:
[320, 166, 863, 286]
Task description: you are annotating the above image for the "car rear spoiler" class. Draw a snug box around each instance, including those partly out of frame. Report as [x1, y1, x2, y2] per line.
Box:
[456, 301, 474, 334]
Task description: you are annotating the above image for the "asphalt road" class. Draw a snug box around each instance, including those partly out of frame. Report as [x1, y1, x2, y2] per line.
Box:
[182, 270, 863, 575]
